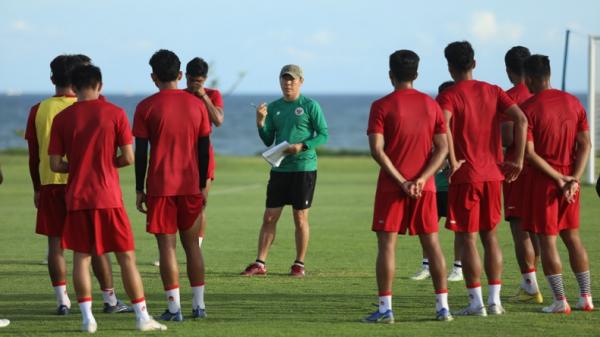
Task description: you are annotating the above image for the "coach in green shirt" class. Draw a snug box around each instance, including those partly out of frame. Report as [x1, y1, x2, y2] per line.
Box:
[241, 64, 328, 277]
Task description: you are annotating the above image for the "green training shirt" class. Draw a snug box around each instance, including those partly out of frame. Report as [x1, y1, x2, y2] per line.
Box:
[258, 94, 328, 172]
[434, 171, 449, 192]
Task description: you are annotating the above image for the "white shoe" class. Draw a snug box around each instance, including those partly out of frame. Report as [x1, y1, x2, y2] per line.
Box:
[0, 319, 10, 328]
[447, 267, 463, 282]
[137, 318, 167, 331]
[487, 303, 506, 315]
[542, 300, 571, 314]
[575, 295, 594, 312]
[410, 267, 431, 281]
[81, 320, 97, 333]
[152, 260, 160, 267]
[454, 305, 487, 317]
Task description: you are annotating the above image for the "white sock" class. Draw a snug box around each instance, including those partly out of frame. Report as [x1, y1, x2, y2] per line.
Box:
[198, 237, 204, 248]
[165, 287, 181, 313]
[522, 270, 539, 294]
[467, 285, 484, 308]
[378, 294, 392, 313]
[488, 283, 502, 306]
[453, 260, 462, 269]
[101, 288, 118, 306]
[435, 291, 449, 311]
[132, 299, 151, 321]
[422, 258, 430, 269]
[78, 299, 95, 324]
[53, 283, 71, 308]
[192, 284, 205, 309]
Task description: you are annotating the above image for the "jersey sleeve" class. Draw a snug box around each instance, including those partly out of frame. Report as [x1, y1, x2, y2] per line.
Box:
[116, 109, 134, 146]
[304, 100, 328, 150]
[575, 100, 590, 132]
[24, 104, 40, 141]
[433, 103, 447, 134]
[207, 89, 224, 109]
[366, 100, 385, 134]
[48, 115, 65, 156]
[132, 102, 149, 138]
[497, 86, 516, 114]
[435, 90, 454, 115]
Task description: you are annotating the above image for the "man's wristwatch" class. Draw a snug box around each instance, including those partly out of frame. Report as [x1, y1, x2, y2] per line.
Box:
[301, 143, 308, 151]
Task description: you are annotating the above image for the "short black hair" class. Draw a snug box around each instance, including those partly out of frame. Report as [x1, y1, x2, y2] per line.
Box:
[186, 57, 209, 77]
[438, 81, 455, 94]
[444, 41, 475, 72]
[389, 50, 419, 82]
[73, 54, 92, 64]
[50, 55, 86, 87]
[149, 49, 181, 82]
[523, 54, 551, 80]
[71, 64, 102, 91]
[505, 46, 531, 76]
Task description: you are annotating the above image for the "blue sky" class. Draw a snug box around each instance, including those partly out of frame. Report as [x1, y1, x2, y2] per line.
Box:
[1, 0, 599, 95]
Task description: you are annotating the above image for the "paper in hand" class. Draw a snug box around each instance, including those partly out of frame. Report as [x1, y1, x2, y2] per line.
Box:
[262, 141, 289, 167]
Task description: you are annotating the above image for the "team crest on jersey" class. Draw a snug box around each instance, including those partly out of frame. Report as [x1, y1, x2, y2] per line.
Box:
[295, 107, 304, 116]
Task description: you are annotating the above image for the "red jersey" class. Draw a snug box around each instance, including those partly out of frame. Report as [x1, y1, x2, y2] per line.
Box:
[504, 82, 533, 161]
[367, 89, 446, 193]
[133, 89, 211, 196]
[436, 80, 515, 184]
[522, 89, 589, 168]
[48, 99, 133, 211]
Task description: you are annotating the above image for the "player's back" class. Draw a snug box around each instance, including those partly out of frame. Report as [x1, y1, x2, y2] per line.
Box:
[437, 80, 514, 183]
[522, 89, 588, 168]
[133, 89, 210, 196]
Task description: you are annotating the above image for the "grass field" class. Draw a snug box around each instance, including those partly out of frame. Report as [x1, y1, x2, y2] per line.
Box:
[0, 153, 598, 336]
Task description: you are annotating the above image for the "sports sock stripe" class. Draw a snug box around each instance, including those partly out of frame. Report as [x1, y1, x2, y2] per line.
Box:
[575, 271, 592, 296]
[546, 274, 566, 301]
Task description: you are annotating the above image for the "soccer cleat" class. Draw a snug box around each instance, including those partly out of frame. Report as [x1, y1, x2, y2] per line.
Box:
[240, 263, 267, 276]
[136, 318, 168, 331]
[103, 300, 134, 313]
[56, 304, 70, 315]
[159, 309, 184, 322]
[192, 307, 207, 319]
[362, 309, 394, 324]
[447, 267, 463, 282]
[454, 305, 487, 317]
[574, 295, 594, 312]
[81, 320, 98, 333]
[542, 300, 571, 314]
[511, 287, 544, 304]
[487, 303, 506, 315]
[0, 319, 10, 328]
[290, 264, 305, 277]
[410, 267, 431, 281]
[436, 308, 454, 321]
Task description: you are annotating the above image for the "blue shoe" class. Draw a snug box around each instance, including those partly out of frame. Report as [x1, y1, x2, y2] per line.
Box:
[362, 309, 394, 324]
[159, 309, 184, 322]
[436, 308, 454, 321]
[56, 304, 70, 315]
[192, 307, 207, 319]
[103, 300, 134, 313]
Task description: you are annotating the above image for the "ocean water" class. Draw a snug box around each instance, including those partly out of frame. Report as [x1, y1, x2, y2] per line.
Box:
[0, 93, 593, 155]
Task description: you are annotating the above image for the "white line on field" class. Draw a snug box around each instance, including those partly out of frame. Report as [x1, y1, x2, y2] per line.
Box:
[210, 184, 262, 195]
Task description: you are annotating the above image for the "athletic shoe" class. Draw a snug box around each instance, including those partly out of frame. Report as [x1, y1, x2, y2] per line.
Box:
[56, 304, 70, 315]
[511, 287, 544, 304]
[436, 308, 454, 321]
[152, 260, 160, 267]
[136, 318, 168, 331]
[0, 319, 10, 328]
[103, 300, 134, 313]
[487, 303, 506, 315]
[81, 320, 97, 333]
[290, 264, 305, 277]
[362, 309, 394, 324]
[574, 295, 594, 312]
[447, 267, 463, 282]
[192, 307, 207, 319]
[454, 305, 487, 317]
[410, 267, 431, 281]
[542, 300, 571, 314]
[240, 263, 267, 276]
[159, 309, 183, 322]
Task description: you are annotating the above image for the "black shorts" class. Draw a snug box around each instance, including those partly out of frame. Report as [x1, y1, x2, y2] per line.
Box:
[266, 171, 317, 210]
[436, 191, 448, 219]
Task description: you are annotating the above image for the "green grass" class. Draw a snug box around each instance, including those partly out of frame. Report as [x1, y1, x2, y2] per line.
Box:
[0, 154, 598, 336]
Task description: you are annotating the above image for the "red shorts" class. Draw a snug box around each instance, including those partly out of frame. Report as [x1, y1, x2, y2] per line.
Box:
[503, 169, 529, 220]
[521, 168, 579, 235]
[146, 195, 204, 234]
[35, 184, 67, 237]
[207, 145, 215, 180]
[372, 190, 438, 235]
[62, 208, 135, 255]
[446, 181, 502, 233]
